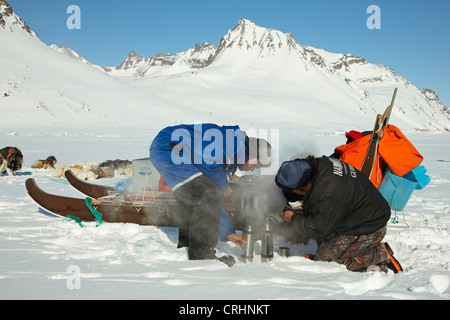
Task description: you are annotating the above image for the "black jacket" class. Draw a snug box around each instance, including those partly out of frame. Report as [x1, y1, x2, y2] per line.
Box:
[290, 156, 390, 239]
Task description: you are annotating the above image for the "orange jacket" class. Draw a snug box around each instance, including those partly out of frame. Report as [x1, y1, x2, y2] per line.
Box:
[334, 125, 423, 188]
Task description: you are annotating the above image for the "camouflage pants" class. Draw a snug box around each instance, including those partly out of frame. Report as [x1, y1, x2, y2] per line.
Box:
[314, 226, 389, 272]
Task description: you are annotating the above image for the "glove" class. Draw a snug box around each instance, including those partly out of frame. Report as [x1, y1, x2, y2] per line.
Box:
[216, 255, 236, 267]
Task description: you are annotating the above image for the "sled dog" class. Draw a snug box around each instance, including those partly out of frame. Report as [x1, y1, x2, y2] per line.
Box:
[52, 159, 132, 180]
[31, 156, 57, 169]
[0, 147, 23, 176]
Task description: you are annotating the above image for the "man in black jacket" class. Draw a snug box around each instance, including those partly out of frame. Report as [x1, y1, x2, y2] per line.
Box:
[275, 156, 403, 273]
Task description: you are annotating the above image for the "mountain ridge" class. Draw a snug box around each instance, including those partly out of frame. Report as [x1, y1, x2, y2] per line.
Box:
[1, 2, 448, 133]
[99, 17, 448, 124]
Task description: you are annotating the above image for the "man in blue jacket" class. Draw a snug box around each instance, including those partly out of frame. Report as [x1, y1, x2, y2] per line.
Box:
[150, 123, 271, 265]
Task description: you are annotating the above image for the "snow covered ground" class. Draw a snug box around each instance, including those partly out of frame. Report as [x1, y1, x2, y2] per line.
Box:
[1, 0, 449, 303]
[1, 130, 449, 300]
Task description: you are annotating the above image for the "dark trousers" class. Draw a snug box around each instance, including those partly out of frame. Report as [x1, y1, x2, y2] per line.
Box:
[172, 175, 224, 260]
[314, 226, 389, 271]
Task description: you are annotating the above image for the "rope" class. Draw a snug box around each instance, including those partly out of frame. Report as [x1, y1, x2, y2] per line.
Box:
[66, 215, 84, 228]
[393, 215, 450, 227]
[134, 168, 152, 206]
[388, 208, 450, 228]
[66, 198, 104, 228]
[402, 210, 409, 227]
[391, 210, 399, 224]
[85, 197, 104, 226]
[132, 168, 167, 212]
[131, 168, 168, 214]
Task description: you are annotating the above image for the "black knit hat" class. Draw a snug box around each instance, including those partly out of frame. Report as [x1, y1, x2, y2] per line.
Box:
[275, 159, 312, 192]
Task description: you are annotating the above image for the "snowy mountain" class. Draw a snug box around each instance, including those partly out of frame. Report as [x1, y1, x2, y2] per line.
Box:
[0, 0, 37, 38]
[49, 44, 105, 71]
[313, 49, 450, 130]
[103, 43, 217, 77]
[1, 1, 449, 135]
[104, 18, 449, 132]
[0, 0, 195, 134]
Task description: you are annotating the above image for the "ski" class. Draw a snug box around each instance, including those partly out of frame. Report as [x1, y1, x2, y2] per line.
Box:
[382, 87, 397, 126]
[360, 88, 398, 178]
[360, 114, 382, 177]
[65, 169, 115, 199]
[25, 178, 179, 227]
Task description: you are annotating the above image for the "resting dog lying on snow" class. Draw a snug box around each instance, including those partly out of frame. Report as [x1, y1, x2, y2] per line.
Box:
[51, 159, 132, 180]
[51, 161, 100, 180]
[31, 156, 57, 169]
[89, 159, 132, 179]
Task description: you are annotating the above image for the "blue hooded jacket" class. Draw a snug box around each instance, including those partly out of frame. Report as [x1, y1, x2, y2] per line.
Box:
[150, 123, 248, 191]
[219, 209, 236, 241]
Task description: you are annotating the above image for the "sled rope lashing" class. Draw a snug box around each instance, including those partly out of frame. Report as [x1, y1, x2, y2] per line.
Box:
[85, 197, 104, 226]
[132, 167, 158, 212]
[109, 199, 121, 212]
[155, 197, 169, 215]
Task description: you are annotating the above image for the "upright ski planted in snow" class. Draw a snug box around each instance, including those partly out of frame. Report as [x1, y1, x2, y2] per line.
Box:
[360, 88, 398, 178]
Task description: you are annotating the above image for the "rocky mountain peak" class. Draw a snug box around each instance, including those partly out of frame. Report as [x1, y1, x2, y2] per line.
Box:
[421, 89, 449, 116]
[116, 51, 146, 71]
[218, 18, 298, 52]
[193, 42, 216, 54]
[0, 0, 39, 38]
[208, 18, 333, 72]
[333, 54, 368, 71]
[128, 50, 138, 58]
[108, 42, 217, 76]
[109, 19, 330, 75]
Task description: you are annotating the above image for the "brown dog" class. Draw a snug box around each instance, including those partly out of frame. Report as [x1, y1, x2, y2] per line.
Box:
[31, 156, 57, 169]
[89, 159, 132, 179]
[0, 147, 23, 176]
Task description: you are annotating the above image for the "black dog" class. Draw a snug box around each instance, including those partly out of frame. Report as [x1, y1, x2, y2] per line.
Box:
[0, 147, 23, 176]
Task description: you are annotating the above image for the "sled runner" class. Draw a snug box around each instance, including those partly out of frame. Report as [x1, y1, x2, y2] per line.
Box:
[26, 170, 283, 238]
[26, 170, 246, 228]
[64, 169, 115, 198]
[25, 177, 179, 226]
